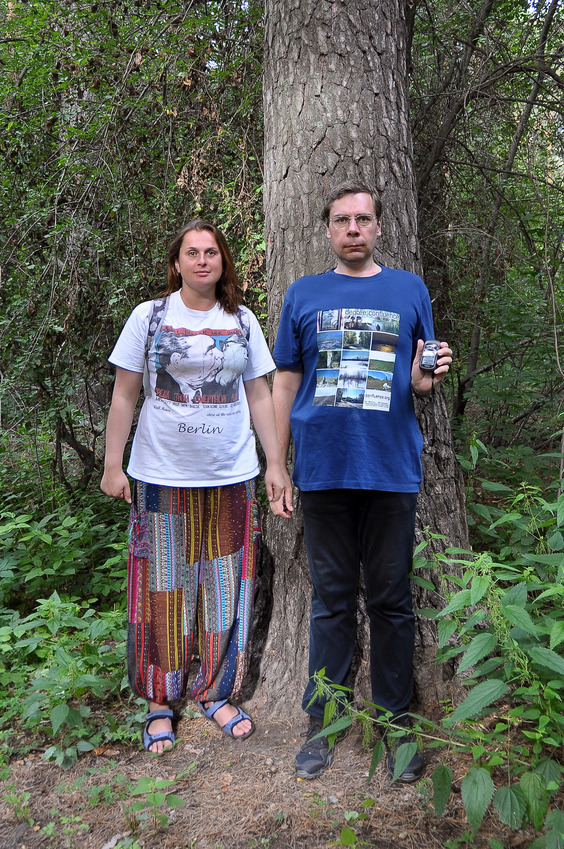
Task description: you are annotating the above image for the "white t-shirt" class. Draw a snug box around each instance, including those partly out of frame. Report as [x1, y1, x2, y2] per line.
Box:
[109, 291, 275, 487]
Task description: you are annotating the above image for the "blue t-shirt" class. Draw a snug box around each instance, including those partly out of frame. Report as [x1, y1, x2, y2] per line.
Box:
[273, 266, 434, 493]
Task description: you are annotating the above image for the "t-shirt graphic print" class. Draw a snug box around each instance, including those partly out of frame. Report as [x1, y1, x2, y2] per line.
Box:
[154, 326, 248, 406]
[315, 308, 399, 411]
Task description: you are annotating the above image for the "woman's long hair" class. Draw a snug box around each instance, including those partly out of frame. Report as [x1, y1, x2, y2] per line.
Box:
[160, 220, 243, 314]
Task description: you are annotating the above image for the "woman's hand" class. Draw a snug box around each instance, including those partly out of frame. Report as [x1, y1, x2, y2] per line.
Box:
[265, 463, 294, 518]
[100, 468, 132, 503]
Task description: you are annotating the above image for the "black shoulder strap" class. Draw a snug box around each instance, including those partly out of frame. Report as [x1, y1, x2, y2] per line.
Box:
[236, 306, 250, 341]
[146, 297, 168, 347]
[143, 296, 169, 396]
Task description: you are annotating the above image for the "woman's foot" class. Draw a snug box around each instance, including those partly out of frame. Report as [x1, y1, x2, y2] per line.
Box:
[145, 702, 175, 754]
[202, 700, 253, 738]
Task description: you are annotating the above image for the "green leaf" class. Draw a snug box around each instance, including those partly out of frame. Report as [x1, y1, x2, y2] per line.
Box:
[145, 792, 166, 807]
[528, 646, 564, 676]
[470, 575, 491, 605]
[309, 715, 352, 740]
[557, 493, 564, 528]
[490, 512, 525, 529]
[50, 703, 69, 735]
[534, 758, 563, 790]
[411, 575, 436, 591]
[547, 530, 564, 551]
[462, 767, 494, 834]
[492, 784, 526, 829]
[530, 810, 564, 849]
[545, 808, 564, 836]
[166, 794, 186, 808]
[480, 481, 513, 493]
[500, 605, 538, 635]
[471, 503, 493, 523]
[549, 621, 564, 651]
[368, 740, 385, 782]
[438, 618, 458, 648]
[131, 777, 153, 794]
[440, 589, 472, 617]
[432, 764, 452, 818]
[391, 742, 417, 782]
[445, 680, 508, 725]
[520, 771, 550, 831]
[336, 826, 357, 845]
[457, 633, 498, 674]
[502, 582, 528, 607]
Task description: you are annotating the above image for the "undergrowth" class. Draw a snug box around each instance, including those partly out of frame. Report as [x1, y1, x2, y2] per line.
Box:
[0, 462, 562, 846]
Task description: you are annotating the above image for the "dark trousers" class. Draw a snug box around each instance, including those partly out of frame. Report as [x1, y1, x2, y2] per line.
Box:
[300, 489, 418, 719]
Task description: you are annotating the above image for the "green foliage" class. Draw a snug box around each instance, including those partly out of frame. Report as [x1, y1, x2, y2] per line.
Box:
[40, 810, 90, 848]
[411, 0, 563, 464]
[2, 782, 33, 825]
[0, 496, 128, 612]
[0, 9, 562, 849]
[0, 590, 135, 768]
[0, 0, 265, 501]
[123, 772, 193, 834]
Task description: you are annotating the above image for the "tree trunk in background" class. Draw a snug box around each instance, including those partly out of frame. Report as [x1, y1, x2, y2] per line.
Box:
[248, 0, 468, 719]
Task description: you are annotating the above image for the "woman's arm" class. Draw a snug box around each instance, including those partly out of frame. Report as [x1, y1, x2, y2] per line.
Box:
[244, 375, 287, 511]
[100, 367, 144, 503]
[271, 368, 303, 517]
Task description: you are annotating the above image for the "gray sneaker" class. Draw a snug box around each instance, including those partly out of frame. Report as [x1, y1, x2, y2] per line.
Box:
[295, 716, 347, 779]
[384, 714, 425, 782]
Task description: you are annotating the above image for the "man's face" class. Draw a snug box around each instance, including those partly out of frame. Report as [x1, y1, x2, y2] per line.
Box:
[326, 193, 382, 268]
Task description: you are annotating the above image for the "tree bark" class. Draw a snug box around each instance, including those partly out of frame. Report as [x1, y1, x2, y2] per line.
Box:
[251, 0, 468, 719]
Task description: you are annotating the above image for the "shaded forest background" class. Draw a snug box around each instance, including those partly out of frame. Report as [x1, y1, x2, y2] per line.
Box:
[1, 1, 563, 843]
[1, 0, 562, 515]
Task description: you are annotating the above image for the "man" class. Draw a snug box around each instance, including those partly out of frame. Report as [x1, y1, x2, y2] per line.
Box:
[271, 180, 452, 781]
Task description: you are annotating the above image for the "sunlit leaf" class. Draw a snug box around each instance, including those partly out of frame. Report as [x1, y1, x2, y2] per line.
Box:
[445, 680, 508, 725]
[457, 633, 498, 673]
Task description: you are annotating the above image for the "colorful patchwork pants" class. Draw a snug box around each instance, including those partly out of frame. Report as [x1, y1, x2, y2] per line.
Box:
[127, 478, 261, 706]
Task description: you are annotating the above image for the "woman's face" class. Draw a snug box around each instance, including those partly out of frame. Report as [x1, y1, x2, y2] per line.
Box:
[174, 229, 223, 307]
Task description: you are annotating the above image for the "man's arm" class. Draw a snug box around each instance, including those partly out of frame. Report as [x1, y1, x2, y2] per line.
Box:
[271, 368, 303, 518]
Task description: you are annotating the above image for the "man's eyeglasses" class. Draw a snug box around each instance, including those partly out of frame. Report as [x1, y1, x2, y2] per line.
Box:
[328, 214, 378, 230]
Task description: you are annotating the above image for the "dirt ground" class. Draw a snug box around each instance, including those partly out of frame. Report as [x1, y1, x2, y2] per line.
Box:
[0, 696, 546, 849]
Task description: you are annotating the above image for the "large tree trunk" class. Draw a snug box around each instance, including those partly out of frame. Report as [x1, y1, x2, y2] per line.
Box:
[250, 0, 468, 719]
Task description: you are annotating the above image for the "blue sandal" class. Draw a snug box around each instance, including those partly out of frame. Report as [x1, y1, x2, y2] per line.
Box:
[199, 698, 255, 740]
[143, 709, 175, 754]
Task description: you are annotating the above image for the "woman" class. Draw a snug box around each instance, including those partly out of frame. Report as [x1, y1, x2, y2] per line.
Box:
[101, 220, 285, 754]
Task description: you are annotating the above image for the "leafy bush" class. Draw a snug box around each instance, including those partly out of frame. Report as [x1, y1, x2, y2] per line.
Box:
[0, 497, 128, 613]
[0, 593, 139, 768]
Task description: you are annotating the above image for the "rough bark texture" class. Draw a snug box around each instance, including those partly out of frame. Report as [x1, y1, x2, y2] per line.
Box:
[249, 0, 469, 719]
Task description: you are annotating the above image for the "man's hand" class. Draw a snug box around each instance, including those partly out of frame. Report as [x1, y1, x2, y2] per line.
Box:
[269, 467, 294, 519]
[411, 340, 452, 397]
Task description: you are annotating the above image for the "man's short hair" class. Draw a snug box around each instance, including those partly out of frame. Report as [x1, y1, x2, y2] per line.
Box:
[321, 181, 382, 224]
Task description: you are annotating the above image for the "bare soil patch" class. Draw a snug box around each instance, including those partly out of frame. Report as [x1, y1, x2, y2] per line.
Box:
[0, 697, 542, 849]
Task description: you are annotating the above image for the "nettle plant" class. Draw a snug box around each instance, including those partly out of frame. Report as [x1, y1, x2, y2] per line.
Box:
[315, 481, 564, 845]
[0, 592, 137, 768]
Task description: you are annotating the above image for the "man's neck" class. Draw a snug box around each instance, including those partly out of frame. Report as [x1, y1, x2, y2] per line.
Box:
[334, 259, 382, 277]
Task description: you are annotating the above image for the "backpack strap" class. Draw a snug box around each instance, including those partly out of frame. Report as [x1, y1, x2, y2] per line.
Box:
[236, 306, 250, 341]
[143, 296, 169, 397]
